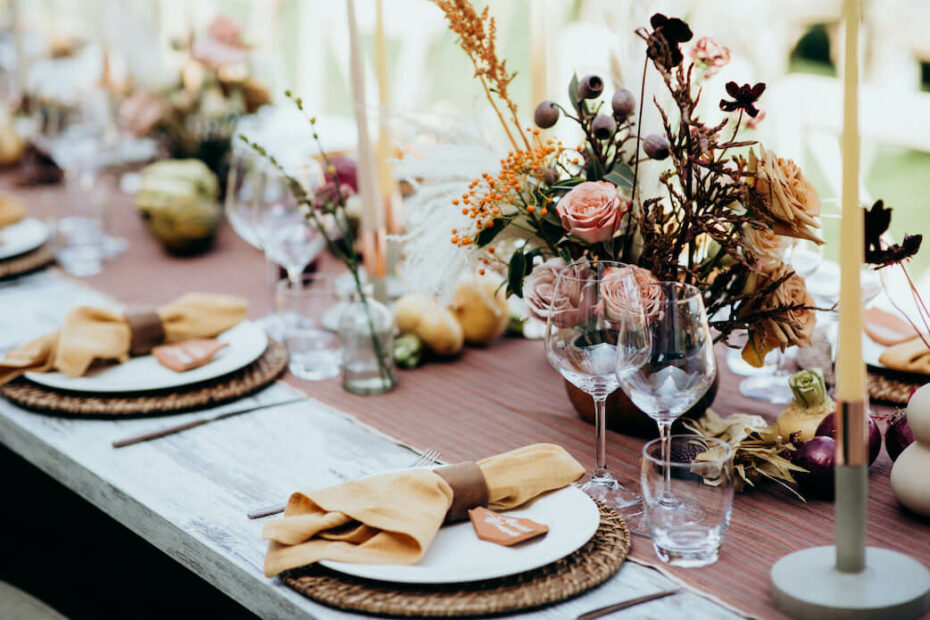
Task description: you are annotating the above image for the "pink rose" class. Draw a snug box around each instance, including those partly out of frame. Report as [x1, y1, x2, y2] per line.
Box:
[690, 37, 731, 78]
[525, 258, 595, 327]
[555, 181, 626, 244]
[599, 265, 662, 323]
[191, 17, 249, 69]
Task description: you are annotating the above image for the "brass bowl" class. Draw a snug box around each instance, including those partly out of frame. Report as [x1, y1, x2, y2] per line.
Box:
[565, 372, 720, 439]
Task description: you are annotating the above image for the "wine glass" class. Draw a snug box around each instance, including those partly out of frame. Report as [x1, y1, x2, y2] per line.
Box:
[544, 259, 641, 510]
[252, 165, 326, 285]
[615, 281, 717, 512]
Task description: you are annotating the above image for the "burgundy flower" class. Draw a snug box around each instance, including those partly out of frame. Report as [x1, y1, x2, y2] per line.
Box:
[719, 82, 766, 117]
[647, 13, 693, 69]
[864, 200, 922, 267]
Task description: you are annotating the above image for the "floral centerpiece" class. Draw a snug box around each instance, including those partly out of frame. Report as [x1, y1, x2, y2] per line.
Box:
[425, 4, 822, 365]
[120, 16, 271, 177]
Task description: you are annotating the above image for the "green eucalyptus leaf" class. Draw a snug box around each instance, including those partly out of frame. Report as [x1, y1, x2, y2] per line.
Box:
[476, 218, 508, 246]
[568, 73, 582, 115]
[604, 160, 635, 190]
[507, 250, 527, 297]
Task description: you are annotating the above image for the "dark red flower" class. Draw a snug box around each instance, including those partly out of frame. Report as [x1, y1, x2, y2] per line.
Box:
[647, 13, 693, 69]
[864, 200, 922, 267]
[719, 82, 766, 117]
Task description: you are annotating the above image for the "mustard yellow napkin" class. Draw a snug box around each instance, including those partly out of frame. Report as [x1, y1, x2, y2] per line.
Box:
[0, 293, 248, 385]
[262, 443, 585, 576]
[880, 337, 930, 375]
[0, 194, 25, 231]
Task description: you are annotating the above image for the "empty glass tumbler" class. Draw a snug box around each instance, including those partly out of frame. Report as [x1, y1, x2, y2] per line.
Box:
[276, 274, 341, 381]
[641, 435, 734, 567]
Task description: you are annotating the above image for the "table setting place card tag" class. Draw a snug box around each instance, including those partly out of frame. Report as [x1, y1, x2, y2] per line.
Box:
[468, 506, 548, 546]
[152, 339, 227, 372]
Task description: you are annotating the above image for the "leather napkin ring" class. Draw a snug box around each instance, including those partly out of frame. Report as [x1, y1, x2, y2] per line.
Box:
[126, 309, 166, 356]
[435, 462, 489, 523]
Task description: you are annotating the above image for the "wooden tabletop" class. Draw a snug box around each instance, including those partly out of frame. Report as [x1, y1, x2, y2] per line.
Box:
[0, 271, 739, 619]
[3, 177, 927, 619]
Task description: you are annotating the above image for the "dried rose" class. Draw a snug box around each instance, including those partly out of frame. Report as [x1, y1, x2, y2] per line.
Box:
[690, 37, 731, 78]
[525, 258, 595, 327]
[749, 147, 822, 243]
[555, 181, 627, 244]
[647, 13, 693, 69]
[741, 262, 816, 365]
[740, 222, 785, 261]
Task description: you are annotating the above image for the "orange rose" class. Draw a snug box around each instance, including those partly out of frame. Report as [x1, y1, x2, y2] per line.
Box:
[741, 261, 816, 366]
[749, 147, 822, 244]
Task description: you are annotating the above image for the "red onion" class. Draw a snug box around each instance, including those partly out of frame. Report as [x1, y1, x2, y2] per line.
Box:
[794, 436, 836, 498]
[815, 412, 881, 465]
[885, 411, 915, 462]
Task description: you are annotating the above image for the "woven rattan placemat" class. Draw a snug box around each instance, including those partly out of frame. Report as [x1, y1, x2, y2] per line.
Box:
[281, 500, 631, 617]
[868, 372, 925, 406]
[0, 340, 288, 417]
[0, 243, 54, 279]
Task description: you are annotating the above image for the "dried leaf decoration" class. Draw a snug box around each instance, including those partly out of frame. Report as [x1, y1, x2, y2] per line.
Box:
[684, 409, 807, 500]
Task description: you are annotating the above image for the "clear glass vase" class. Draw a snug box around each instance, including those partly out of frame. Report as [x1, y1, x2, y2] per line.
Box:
[338, 292, 396, 395]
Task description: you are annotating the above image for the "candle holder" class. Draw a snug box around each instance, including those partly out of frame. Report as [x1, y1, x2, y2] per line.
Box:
[771, 400, 930, 618]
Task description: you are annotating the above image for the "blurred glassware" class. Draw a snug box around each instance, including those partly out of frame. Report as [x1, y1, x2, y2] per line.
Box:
[277, 273, 341, 381]
[641, 435, 734, 567]
[339, 286, 395, 395]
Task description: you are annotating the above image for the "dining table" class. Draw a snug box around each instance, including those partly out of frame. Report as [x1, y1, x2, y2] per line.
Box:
[1, 173, 928, 620]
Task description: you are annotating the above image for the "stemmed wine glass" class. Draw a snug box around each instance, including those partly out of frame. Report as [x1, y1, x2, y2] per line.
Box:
[544, 259, 641, 510]
[252, 164, 326, 286]
[615, 281, 717, 512]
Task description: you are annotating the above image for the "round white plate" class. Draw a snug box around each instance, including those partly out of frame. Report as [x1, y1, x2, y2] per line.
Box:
[25, 320, 267, 393]
[320, 484, 600, 584]
[0, 218, 49, 260]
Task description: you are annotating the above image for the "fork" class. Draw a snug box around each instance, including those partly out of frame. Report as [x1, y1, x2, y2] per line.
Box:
[246, 447, 441, 520]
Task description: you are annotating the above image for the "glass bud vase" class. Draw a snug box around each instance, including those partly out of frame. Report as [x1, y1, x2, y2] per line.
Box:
[338, 292, 397, 395]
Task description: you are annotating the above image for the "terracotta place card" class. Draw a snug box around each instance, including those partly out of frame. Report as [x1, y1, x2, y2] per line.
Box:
[468, 507, 548, 546]
[152, 339, 228, 372]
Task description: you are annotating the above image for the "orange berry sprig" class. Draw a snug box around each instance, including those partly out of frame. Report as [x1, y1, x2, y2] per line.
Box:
[451, 138, 563, 249]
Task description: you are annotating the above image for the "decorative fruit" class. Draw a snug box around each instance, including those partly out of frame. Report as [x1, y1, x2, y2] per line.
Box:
[135, 159, 221, 254]
[450, 274, 510, 346]
[394, 293, 464, 356]
[886, 409, 914, 462]
[815, 411, 881, 466]
[776, 369, 835, 442]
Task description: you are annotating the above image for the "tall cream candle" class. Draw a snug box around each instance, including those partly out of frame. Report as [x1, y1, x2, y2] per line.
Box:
[374, 0, 394, 199]
[346, 0, 382, 232]
[837, 0, 864, 403]
[530, 0, 547, 112]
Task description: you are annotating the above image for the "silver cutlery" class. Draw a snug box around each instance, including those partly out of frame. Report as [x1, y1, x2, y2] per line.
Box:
[246, 447, 441, 520]
[576, 588, 681, 620]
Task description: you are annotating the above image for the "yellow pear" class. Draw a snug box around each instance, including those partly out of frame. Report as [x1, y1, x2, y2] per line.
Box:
[450, 274, 510, 346]
[394, 293, 464, 356]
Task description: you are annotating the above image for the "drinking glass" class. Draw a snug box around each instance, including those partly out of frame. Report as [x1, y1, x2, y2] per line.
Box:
[252, 165, 326, 285]
[276, 273, 341, 381]
[615, 281, 717, 513]
[544, 259, 641, 510]
[641, 435, 734, 567]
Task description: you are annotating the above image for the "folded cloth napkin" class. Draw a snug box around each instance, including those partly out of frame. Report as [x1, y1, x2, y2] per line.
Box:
[262, 443, 585, 577]
[880, 337, 930, 375]
[0, 194, 25, 231]
[0, 293, 248, 385]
